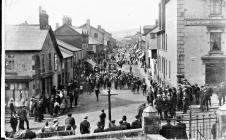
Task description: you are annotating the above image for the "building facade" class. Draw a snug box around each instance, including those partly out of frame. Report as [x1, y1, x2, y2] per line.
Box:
[55, 22, 88, 60]
[157, 0, 226, 87]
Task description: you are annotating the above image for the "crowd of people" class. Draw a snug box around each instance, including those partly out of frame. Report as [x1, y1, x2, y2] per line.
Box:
[6, 48, 226, 139]
[38, 110, 141, 135]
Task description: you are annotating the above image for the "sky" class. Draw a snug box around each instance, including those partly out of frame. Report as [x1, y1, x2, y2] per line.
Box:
[4, 0, 160, 32]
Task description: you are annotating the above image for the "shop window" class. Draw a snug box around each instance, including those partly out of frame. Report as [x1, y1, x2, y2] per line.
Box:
[210, 0, 222, 15]
[210, 32, 221, 51]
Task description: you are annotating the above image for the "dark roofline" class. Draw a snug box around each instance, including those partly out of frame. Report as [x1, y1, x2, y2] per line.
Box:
[48, 27, 63, 59]
[143, 25, 158, 36]
[54, 24, 82, 35]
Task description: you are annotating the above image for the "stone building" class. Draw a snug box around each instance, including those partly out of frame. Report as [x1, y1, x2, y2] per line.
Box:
[54, 19, 89, 59]
[5, 8, 63, 106]
[56, 39, 83, 84]
[143, 25, 158, 81]
[157, 0, 226, 87]
[78, 19, 115, 54]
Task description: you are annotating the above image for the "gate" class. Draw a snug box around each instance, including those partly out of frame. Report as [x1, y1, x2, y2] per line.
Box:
[162, 109, 218, 140]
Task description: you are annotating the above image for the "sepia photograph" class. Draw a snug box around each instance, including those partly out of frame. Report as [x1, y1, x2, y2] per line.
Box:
[1, 0, 226, 139]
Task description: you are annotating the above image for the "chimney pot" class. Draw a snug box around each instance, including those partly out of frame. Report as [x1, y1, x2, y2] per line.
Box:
[39, 7, 49, 30]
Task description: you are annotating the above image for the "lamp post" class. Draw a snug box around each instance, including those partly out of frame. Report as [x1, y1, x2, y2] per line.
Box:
[101, 88, 118, 121]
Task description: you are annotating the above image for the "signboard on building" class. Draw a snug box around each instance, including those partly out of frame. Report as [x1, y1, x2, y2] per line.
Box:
[185, 19, 226, 26]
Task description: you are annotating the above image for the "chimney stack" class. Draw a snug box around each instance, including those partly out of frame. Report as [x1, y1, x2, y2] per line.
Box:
[155, 19, 159, 26]
[62, 16, 72, 26]
[56, 23, 59, 29]
[39, 6, 49, 30]
[98, 25, 101, 29]
[86, 19, 90, 25]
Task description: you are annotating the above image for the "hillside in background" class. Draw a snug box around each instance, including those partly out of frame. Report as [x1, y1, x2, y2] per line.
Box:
[111, 28, 139, 40]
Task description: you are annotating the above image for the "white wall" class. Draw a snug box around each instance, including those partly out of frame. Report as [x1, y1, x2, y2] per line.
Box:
[159, 0, 177, 87]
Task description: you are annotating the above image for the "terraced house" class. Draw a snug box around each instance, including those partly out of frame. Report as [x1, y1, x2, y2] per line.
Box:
[156, 0, 226, 87]
[5, 8, 63, 106]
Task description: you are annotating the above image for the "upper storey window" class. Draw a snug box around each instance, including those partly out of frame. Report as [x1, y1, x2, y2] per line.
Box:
[210, 32, 221, 51]
[210, 0, 222, 15]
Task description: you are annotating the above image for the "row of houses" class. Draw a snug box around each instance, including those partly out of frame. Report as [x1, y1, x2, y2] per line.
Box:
[4, 7, 116, 106]
[137, 0, 226, 87]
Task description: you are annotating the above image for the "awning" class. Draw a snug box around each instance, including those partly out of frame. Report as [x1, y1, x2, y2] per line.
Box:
[85, 59, 96, 67]
[138, 52, 144, 59]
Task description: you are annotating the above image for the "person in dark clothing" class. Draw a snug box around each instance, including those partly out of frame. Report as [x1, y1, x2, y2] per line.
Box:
[99, 110, 106, 130]
[177, 86, 183, 111]
[211, 122, 217, 139]
[94, 122, 104, 133]
[130, 65, 132, 73]
[95, 85, 100, 101]
[118, 120, 127, 130]
[121, 115, 131, 129]
[80, 116, 90, 134]
[174, 116, 188, 139]
[160, 119, 175, 139]
[194, 84, 201, 105]
[131, 115, 142, 129]
[17, 106, 29, 129]
[10, 112, 18, 132]
[142, 82, 147, 96]
[155, 94, 164, 119]
[182, 88, 190, 114]
[74, 87, 79, 106]
[9, 99, 15, 116]
[65, 113, 76, 130]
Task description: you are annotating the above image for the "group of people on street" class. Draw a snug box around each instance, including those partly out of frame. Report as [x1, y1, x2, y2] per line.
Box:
[143, 79, 217, 119]
[38, 109, 141, 135]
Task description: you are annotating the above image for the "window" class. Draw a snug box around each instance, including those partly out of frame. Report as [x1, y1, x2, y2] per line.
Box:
[166, 59, 167, 76]
[210, 32, 221, 51]
[5, 54, 14, 70]
[42, 54, 45, 72]
[71, 57, 73, 68]
[94, 33, 98, 38]
[162, 34, 165, 50]
[150, 33, 155, 39]
[210, 0, 222, 15]
[54, 54, 58, 70]
[166, 34, 167, 51]
[48, 53, 52, 70]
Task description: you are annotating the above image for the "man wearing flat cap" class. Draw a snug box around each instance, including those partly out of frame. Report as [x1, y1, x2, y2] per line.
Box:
[80, 116, 90, 134]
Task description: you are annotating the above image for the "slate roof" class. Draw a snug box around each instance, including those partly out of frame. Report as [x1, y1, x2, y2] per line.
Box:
[56, 39, 81, 52]
[5, 25, 48, 51]
[89, 37, 103, 45]
[59, 46, 73, 58]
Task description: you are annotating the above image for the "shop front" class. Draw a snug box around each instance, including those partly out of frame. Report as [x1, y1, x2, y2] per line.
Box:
[202, 52, 226, 85]
[5, 76, 32, 107]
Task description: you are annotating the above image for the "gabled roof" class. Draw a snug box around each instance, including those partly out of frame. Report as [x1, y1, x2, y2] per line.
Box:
[59, 46, 73, 58]
[89, 37, 103, 45]
[56, 39, 81, 52]
[143, 26, 158, 36]
[5, 25, 49, 50]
